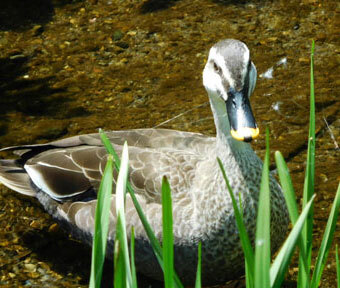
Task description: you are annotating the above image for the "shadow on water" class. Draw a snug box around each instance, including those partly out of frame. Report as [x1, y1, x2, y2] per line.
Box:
[0, 0, 83, 31]
[22, 228, 94, 285]
[139, 0, 251, 14]
[22, 226, 163, 287]
[0, 0, 54, 31]
[211, 0, 253, 5]
[140, 0, 179, 14]
[0, 55, 75, 142]
[0, 56, 70, 117]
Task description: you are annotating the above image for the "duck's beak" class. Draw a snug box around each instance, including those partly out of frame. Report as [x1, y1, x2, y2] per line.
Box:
[226, 88, 259, 142]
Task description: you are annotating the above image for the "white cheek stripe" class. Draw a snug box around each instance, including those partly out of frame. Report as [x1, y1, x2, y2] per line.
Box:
[242, 47, 250, 79]
[209, 47, 234, 88]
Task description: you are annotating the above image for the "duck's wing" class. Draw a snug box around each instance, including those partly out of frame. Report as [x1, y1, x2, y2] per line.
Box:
[78, 128, 215, 153]
[24, 144, 200, 201]
[0, 128, 213, 203]
[0, 128, 214, 158]
[0, 129, 206, 241]
[25, 142, 202, 241]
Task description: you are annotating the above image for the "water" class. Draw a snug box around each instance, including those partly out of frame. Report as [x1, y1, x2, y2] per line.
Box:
[0, 0, 339, 287]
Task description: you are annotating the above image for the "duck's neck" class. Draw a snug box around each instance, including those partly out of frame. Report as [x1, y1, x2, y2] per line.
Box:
[208, 93, 252, 163]
[190, 93, 258, 233]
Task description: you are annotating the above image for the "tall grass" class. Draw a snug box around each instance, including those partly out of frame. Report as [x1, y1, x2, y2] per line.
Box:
[114, 142, 132, 288]
[336, 244, 340, 288]
[218, 41, 340, 288]
[88, 41, 340, 287]
[254, 128, 271, 288]
[219, 130, 315, 288]
[161, 176, 174, 288]
[89, 154, 113, 288]
[297, 39, 316, 288]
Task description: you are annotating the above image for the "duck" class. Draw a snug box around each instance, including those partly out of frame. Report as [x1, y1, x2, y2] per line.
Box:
[0, 39, 289, 285]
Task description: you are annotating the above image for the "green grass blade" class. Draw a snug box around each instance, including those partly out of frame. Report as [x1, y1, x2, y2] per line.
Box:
[237, 191, 253, 288]
[130, 227, 138, 288]
[298, 40, 316, 288]
[115, 142, 132, 287]
[245, 261, 251, 288]
[195, 242, 202, 288]
[310, 182, 340, 288]
[274, 151, 299, 222]
[270, 195, 315, 288]
[254, 127, 271, 288]
[89, 155, 113, 288]
[99, 130, 184, 288]
[100, 129, 121, 161]
[238, 190, 253, 288]
[162, 176, 174, 288]
[275, 151, 309, 273]
[217, 158, 254, 284]
[114, 239, 125, 288]
[127, 180, 183, 288]
[336, 244, 340, 288]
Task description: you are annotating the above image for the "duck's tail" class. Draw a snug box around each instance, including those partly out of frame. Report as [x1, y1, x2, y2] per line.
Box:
[0, 159, 36, 196]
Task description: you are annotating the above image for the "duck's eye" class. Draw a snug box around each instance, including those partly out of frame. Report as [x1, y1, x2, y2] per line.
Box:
[213, 62, 220, 73]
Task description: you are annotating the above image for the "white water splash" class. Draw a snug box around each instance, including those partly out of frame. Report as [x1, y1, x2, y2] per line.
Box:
[260, 57, 287, 79]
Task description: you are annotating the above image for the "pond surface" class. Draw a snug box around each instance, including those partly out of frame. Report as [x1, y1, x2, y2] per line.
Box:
[0, 0, 339, 287]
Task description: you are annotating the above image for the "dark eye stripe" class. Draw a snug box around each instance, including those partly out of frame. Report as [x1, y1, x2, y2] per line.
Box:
[242, 60, 251, 96]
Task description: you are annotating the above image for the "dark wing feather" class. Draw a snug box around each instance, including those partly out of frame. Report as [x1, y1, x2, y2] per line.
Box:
[0, 160, 35, 196]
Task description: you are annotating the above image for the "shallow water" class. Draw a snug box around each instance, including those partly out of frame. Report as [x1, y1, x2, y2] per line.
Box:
[0, 0, 339, 287]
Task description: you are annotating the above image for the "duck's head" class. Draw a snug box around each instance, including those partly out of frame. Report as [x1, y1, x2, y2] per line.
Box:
[203, 39, 259, 142]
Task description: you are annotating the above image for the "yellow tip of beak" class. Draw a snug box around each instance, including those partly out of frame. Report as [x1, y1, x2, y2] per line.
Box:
[230, 127, 260, 142]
